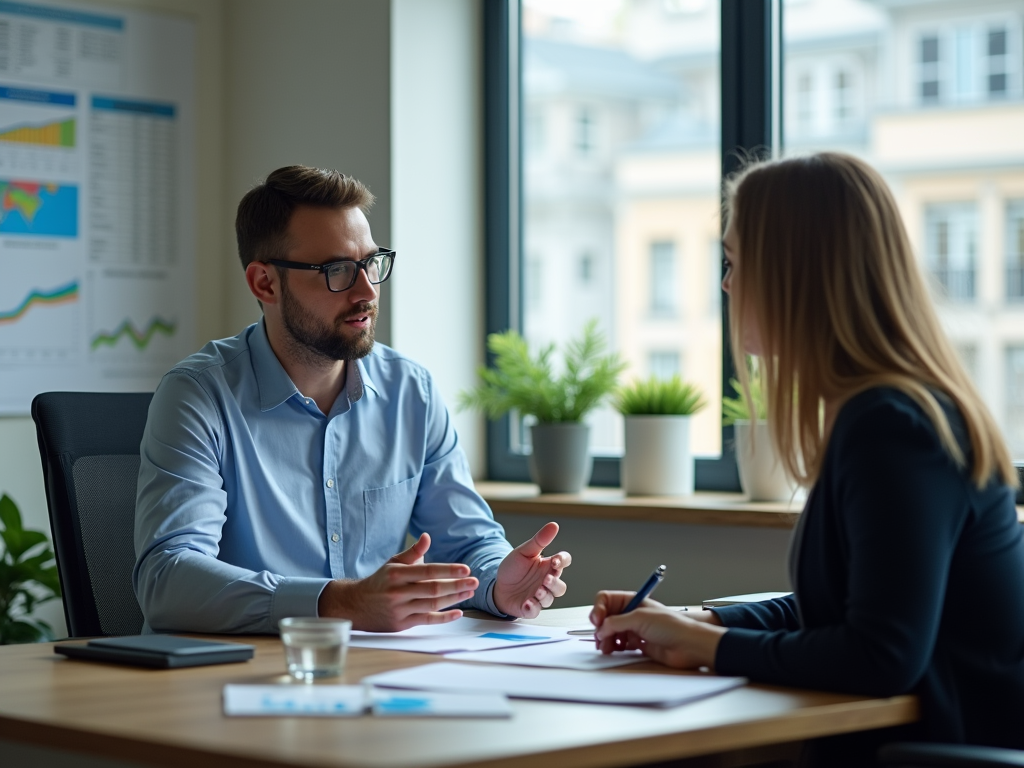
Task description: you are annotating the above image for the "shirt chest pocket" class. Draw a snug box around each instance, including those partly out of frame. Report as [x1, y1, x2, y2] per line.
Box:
[362, 474, 421, 558]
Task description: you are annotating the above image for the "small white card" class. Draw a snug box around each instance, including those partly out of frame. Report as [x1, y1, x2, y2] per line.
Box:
[371, 690, 511, 718]
[223, 684, 366, 717]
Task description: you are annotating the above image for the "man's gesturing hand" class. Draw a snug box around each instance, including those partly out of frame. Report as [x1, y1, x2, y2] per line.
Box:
[317, 533, 478, 632]
[493, 521, 571, 618]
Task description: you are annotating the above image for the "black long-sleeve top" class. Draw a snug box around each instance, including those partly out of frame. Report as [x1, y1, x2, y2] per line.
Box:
[713, 387, 1024, 748]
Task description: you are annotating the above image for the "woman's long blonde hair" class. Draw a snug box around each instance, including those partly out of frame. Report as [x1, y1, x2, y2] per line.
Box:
[725, 152, 1015, 489]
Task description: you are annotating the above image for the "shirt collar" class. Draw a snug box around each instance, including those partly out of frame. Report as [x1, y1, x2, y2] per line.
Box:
[249, 319, 300, 411]
[250, 319, 381, 411]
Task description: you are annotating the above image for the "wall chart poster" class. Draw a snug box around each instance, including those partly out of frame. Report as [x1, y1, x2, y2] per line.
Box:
[0, 0, 196, 413]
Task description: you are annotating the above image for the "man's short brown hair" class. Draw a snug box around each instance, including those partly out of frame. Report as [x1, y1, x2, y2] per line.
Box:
[235, 166, 375, 269]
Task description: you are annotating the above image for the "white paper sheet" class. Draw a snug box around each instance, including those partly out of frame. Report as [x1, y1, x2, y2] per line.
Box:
[371, 689, 511, 718]
[348, 617, 569, 653]
[223, 684, 366, 716]
[445, 640, 647, 670]
[363, 662, 747, 707]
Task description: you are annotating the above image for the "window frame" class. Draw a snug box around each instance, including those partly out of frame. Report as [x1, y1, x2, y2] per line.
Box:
[482, 0, 779, 489]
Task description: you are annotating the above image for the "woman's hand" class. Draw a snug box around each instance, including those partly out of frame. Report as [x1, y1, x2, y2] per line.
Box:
[589, 590, 727, 670]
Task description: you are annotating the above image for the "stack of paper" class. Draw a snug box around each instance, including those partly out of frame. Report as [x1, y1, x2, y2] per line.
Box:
[445, 640, 646, 670]
[364, 662, 746, 708]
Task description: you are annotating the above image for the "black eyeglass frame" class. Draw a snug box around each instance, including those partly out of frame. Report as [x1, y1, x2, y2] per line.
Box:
[266, 248, 396, 293]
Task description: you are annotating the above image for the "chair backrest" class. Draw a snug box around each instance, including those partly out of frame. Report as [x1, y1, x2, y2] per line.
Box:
[31, 392, 153, 637]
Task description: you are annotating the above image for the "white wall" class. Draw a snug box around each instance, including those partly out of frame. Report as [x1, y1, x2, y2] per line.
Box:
[391, 0, 486, 476]
[223, 0, 393, 340]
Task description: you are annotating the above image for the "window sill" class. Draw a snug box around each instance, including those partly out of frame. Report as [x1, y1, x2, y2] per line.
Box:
[475, 481, 1024, 529]
[475, 481, 802, 529]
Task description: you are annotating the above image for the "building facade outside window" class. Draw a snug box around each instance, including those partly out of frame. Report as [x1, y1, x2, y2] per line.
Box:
[498, 0, 1024, 484]
[649, 350, 682, 380]
[1008, 201, 1024, 301]
[925, 203, 977, 302]
[650, 240, 677, 316]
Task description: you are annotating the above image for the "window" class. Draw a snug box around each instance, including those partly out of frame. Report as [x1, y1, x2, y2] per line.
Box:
[579, 251, 594, 285]
[649, 351, 681, 380]
[987, 27, 1008, 96]
[925, 204, 977, 302]
[526, 108, 545, 156]
[920, 34, 941, 102]
[797, 70, 814, 129]
[834, 69, 852, 123]
[1009, 201, 1024, 301]
[650, 241, 677, 316]
[1006, 345, 1024, 456]
[954, 27, 975, 100]
[575, 106, 595, 156]
[956, 343, 979, 382]
[485, 1, 775, 487]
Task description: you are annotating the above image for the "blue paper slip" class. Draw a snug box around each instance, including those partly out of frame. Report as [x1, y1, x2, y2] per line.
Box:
[478, 632, 551, 642]
[371, 690, 511, 718]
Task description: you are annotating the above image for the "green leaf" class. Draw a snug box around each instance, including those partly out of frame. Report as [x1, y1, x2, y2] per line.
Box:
[0, 619, 46, 645]
[615, 375, 708, 416]
[457, 320, 627, 423]
[0, 495, 22, 534]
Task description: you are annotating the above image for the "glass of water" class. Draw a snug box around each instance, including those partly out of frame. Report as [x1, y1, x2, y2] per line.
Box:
[278, 617, 352, 682]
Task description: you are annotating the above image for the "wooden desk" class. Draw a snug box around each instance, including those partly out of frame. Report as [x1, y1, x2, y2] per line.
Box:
[0, 608, 916, 768]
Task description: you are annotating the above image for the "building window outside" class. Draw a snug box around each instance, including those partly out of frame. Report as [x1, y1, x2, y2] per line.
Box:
[709, 238, 722, 316]
[834, 69, 852, 123]
[1006, 345, 1024, 457]
[576, 106, 595, 155]
[649, 351, 681, 380]
[920, 34, 941, 102]
[956, 343, 979, 382]
[797, 70, 814, 129]
[650, 241, 677, 316]
[579, 252, 594, 285]
[987, 26, 1008, 96]
[954, 27, 975, 100]
[1008, 201, 1024, 301]
[925, 203, 977, 302]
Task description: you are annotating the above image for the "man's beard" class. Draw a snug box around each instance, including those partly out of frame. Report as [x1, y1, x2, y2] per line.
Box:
[280, 275, 377, 363]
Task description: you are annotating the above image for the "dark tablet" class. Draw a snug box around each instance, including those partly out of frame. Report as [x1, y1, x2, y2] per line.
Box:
[55, 635, 255, 669]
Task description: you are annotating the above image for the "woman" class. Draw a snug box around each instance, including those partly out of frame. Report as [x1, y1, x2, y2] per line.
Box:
[591, 153, 1024, 758]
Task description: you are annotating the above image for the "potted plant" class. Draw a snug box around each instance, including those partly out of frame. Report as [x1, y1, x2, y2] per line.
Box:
[615, 375, 706, 496]
[459, 320, 627, 493]
[0, 494, 62, 644]
[722, 369, 796, 502]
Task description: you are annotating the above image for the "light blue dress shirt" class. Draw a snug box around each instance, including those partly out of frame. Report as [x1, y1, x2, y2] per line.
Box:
[134, 320, 511, 634]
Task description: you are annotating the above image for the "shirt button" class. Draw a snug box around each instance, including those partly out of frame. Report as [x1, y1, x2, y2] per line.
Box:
[326, 478, 334, 488]
[331, 533, 340, 543]
[305, 398, 311, 405]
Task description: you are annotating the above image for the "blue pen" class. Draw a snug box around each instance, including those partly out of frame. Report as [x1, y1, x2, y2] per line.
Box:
[621, 564, 667, 614]
[569, 565, 669, 636]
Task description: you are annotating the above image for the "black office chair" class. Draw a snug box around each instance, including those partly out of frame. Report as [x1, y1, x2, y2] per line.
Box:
[879, 743, 1024, 767]
[31, 392, 153, 637]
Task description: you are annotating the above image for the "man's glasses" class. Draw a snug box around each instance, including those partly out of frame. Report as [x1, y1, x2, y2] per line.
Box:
[267, 248, 396, 293]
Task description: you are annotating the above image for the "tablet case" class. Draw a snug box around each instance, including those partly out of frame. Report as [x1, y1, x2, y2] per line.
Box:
[55, 635, 255, 668]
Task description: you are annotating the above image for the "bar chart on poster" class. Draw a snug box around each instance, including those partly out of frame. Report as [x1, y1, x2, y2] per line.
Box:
[0, 1, 195, 413]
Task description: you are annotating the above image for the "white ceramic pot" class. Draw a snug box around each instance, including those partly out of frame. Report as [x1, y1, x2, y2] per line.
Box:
[733, 420, 797, 502]
[622, 415, 693, 496]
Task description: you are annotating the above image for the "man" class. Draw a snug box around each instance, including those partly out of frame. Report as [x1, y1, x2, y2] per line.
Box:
[134, 165, 570, 633]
